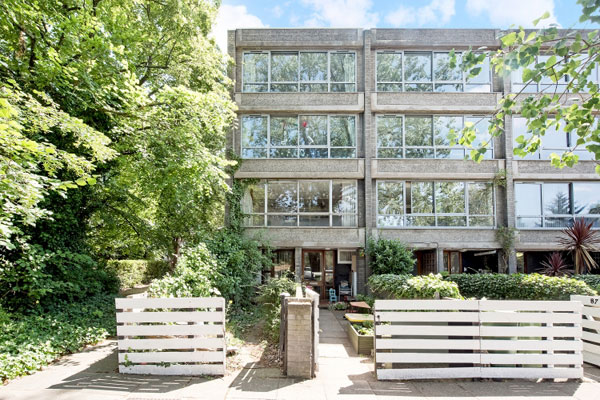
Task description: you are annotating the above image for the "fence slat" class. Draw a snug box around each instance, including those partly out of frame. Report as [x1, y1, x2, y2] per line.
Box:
[116, 297, 224, 309]
[376, 352, 480, 363]
[376, 311, 479, 322]
[377, 338, 480, 350]
[480, 311, 580, 324]
[118, 337, 223, 350]
[479, 300, 581, 312]
[377, 367, 480, 380]
[480, 367, 583, 379]
[375, 299, 479, 310]
[377, 325, 479, 336]
[116, 311, 222, 323]
[117, 324, 223, 336]
[480, 325, 581, 338]
[119, 364, 225, 376]
[118, 351, 224, 363]
[481, 339, 582, 351]
[481, 353, 582, 365]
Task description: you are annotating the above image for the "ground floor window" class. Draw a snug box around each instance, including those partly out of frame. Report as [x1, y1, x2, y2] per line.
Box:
[272, 249, 295, 278]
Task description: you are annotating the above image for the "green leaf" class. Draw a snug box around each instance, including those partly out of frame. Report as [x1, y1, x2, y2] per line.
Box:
[533, 11, 550, 26]
[501, 32, 518, 47]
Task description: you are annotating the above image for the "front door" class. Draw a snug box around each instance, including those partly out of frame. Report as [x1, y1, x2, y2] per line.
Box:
[302, 250, 335, 299]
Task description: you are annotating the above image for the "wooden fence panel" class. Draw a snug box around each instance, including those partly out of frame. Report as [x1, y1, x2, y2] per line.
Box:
[374, 299, 583, 380]
[572, 295, 600, 367]
[116, 297, 226, 376]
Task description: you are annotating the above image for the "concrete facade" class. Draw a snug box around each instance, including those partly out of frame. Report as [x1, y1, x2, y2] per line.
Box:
[228, 28, 600, 293]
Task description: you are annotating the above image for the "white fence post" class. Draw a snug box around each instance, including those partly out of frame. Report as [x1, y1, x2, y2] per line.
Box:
[572, 295, 600, 367]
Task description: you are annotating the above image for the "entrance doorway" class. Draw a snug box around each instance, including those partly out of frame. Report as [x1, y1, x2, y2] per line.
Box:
[302, 250, 334, 299]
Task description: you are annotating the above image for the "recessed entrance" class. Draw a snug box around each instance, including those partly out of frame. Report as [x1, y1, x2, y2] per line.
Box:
[302, 250, 335, 299]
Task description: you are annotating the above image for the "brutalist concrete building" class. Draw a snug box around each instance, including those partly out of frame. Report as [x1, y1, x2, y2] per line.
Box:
[226, 28, 600, 298]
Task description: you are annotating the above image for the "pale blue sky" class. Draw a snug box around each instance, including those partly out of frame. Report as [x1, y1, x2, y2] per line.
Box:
[213, 0, 600, 51]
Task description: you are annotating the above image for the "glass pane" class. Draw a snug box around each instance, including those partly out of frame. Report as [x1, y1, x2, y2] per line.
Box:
[465, 116, 492, 148]
[377, 83, 403, 92]
[300, 148, 328, 158]
[512, 118, 539, 160]
[244, 214, 265, 227]
[332, 214, 357, 227]
[300, 52, 327, 82]
[330, 53, 355, 83]
[377, 181, 403, 215]
[269, 148, 298, 158]
[405, 83, 433, 91]
[408, 182, 434, 214]
[438, 216, 467, 226]
[331, 83, 355, 92]
[243, 53, 268, 83]
[330, 148, 355, 158]
[242, 148, 267, 158]
[468, 182, 494, 215]
[543, 122, 568, 148]
[465, 83, 491, 93]
[466, 56, 490, 84]
[435, 182, 465, 214]
[242, 116, 268, 147]
[574, 182, 600, 214]
[270, 116, 298, 146]
[271, 52, 298, 83]
[299, 181, 329, 213]
[435, 83, 463, 92]
[243, 84, 268, 92]
[377, 116, 403, 148]
[273, 250, 295, 277]
[268, 215, 297, 226]
[377, 53, 403, 83]
[406, 216, 435, 226]
[332, 181, 357, 214]
[405, 116, 433, 146]
[325, 251, 334, 272]
[404, 52, 432, 82]
[300, 83, 328, 92]
[303, 252, 321, 280]
[434, 116, 462, 146]
[271, 84, 298, 92]
[543, 183, 571, 215]
[243, 184, 265, 214]
[299, 215, 329, 226]
[434, 52, 462, 81]
[406, 148, 434, 158]
[436, 148, 465, 159]
[515, 183, 542, 216]
[517, 217, 542, 228]
[330, 116, 356, 147]
[299, 115, 327, 146]
[544, 217, 572, 228]
[377, 215, 403, 227]
[378, 148, 403, 158]
[267, 181, 297, 213]
[469, 216, 494, 227]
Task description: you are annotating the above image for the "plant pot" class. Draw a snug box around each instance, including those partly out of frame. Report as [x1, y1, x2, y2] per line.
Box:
[346, 323, 373, 356]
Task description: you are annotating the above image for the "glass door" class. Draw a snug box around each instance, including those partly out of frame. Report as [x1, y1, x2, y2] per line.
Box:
[303, 250, 323, 297]
[324, 250, 335, 298]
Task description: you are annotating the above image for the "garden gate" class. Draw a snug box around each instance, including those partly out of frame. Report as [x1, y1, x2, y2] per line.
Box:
[115, 297, 226, 375]
[572, 295, 600, 367]
[374, 299, 583, 380]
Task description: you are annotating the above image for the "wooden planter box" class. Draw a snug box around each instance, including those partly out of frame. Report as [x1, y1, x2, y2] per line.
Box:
[346, 322, 373, 356]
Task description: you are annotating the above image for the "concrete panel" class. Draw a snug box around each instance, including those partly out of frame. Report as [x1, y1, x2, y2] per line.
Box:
[513, 160, 600, 180]
[371, 29, 501, 49]
[235, 28, 363, 48]
[243, 228, 365, 248]
[372, 159, 504, 179]
[372, 92, 501, 113]
[235, 93, 365, 113]
[373, 228, 499, 249]
[235, 159, 365, 179]
[517, 230, 563, 251]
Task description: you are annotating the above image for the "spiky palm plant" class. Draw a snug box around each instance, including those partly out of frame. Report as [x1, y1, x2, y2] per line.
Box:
[558, 219, 600, 274]
[540, 252, 572, 277]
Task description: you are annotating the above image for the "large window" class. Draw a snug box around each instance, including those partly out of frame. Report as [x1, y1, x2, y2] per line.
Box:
[376, 115, 493, 159]
[515, 182, 600, 228]
[242, 51, 356, 93]
[376, 51, 491, 93]
[376, 181, 495, 228]
[512, 117, 595, 161]
[511, 56, 599, 93]
[241, 115, 356, 159]
[242, 180, 358, 227]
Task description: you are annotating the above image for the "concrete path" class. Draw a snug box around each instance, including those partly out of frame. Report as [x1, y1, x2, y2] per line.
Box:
[1, 309, 600, 399]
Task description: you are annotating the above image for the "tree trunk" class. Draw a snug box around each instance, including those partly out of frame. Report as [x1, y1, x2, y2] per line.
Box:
[170, 236, 183, 271]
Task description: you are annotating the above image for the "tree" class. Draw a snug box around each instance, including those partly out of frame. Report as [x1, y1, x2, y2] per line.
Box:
[558, 218, 600, 274]
[367, 237, 416, 275]
[454, 0, 600, 172]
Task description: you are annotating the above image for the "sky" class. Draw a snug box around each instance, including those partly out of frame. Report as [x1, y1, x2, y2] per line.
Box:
[212, 0, 600, 52]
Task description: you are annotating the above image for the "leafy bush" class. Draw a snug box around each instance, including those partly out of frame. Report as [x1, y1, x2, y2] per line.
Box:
[368, 274, 462, 299]
[573, 274, 600, 293]
[257, 277, 296, 342]
[446, 273, 597, 300]
[106, 259, 169, 289]
[0, 294, 115, 382]
[148, 244, 220, 298]
[352, 321, 374, 336]
[367, 237, 415, 275]
[0, 245, 119, 312]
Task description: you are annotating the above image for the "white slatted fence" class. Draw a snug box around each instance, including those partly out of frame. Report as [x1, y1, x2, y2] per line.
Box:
[116, 297, 226, 376]
[374, 299, 583, 380]
[572, 295, 600, 367]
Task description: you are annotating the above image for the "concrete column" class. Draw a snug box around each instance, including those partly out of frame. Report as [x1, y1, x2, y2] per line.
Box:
[285, 298, 313, 379]
[436, 247, 445, 273]
[294, 247, 302, 283]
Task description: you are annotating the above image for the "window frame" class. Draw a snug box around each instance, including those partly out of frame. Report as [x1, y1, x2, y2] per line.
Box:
[375, 180, 496, 229]
[515, 181, 600, 229]
[375, 114, 494, 159]
[244, 179, 359, 228]
[375, 50, 492, 93]
[241, 114, 357, 159]
[242, 50, 357, 93]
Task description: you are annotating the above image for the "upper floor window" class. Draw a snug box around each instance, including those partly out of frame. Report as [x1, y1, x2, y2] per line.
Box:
[512, 117, 595, 161]
[241, 114, 356, 159]
[511, 56, 599, 93]
[242, 51, 356, 93]
[376, 180, 495, 228]
[515, 182, 600, 229]
[376, 114, 493, 159]
[242, 180, 358, 227]
[376, 51, 491, 93]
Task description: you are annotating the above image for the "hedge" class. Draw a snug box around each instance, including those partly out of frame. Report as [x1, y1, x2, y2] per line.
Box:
[573, 274, 600, 294]
[446, 273, 597, 300]
[106, 259, 169, 289]
[368, 274, 462, 299]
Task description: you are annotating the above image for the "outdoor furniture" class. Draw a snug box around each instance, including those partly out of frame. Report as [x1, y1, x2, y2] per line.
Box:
[329, 288, 337, 303]
[339, 281, 352, 301]
[344, 313, 373, 323]
[349, 301, 371, 313]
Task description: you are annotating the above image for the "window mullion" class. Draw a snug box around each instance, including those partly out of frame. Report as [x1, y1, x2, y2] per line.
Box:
[465, 182, 470, 227]
[266, 115, 271, 159]
[329, 180, 333, 227]
[264, 182, 268, 227]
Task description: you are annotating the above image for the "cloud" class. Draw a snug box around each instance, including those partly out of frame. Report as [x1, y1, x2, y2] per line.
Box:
[386, 0, 456, 27]
[272, 5, 284, 18]
[212, 4, 266, 53]
[300, 0, 379, 27]
[465, 0, 560, 28]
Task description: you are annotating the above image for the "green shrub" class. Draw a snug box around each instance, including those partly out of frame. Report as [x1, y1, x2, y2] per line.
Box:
[367, 237, 416, 275]
[0, 294, 115, 382]
[573, 274, 600, 293]
[257, 277, 296, 342]
[106, 259, 169, 289]
[446, 273, 597, 300]
[352, 321, 374, 336]
[368, 274, 462, 299]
